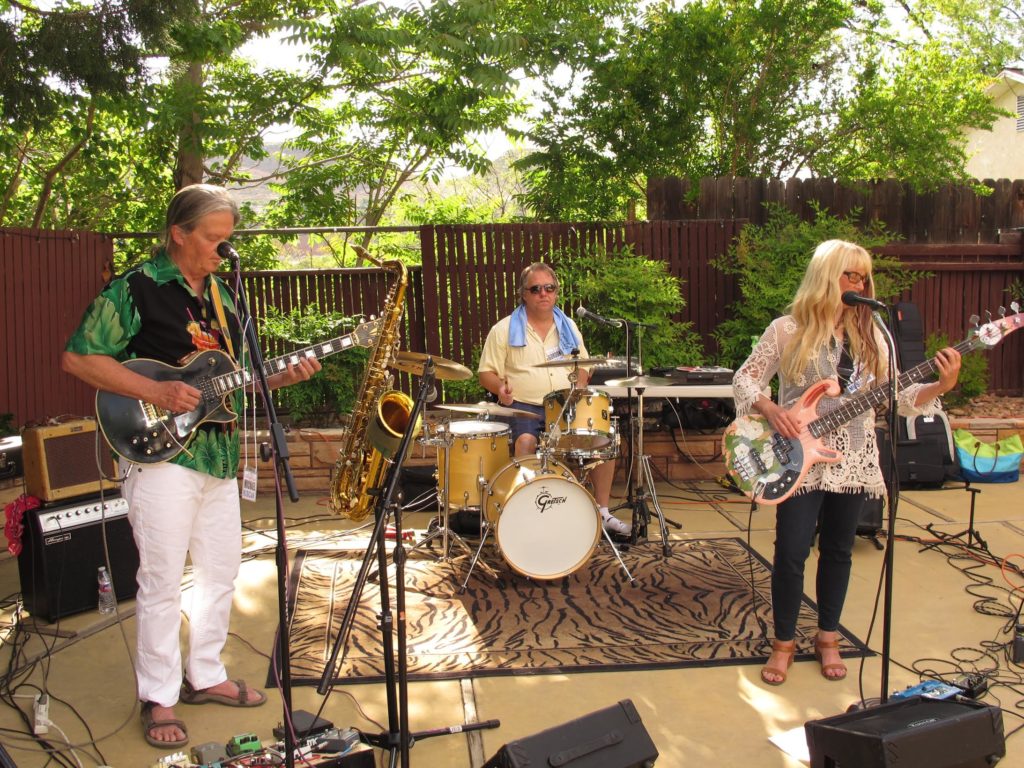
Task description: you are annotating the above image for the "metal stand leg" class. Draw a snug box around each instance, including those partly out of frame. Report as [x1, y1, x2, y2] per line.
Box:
[624, 386, 682, 557]
[637, 452, 674, 558]
[922, 484, 986, 552]
[458, 521, 497, 593]
[600, 524, 637, 585]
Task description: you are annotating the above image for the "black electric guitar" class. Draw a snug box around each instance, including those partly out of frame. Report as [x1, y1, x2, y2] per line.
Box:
[96, 318, 381, 463]
[723, 305, 1022, 505]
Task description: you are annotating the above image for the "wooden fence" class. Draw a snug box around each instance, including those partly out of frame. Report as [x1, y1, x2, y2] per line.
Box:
[648, 176, 1024, 244]
[1, 228, 114, 427]
[4, 221, 1023, 431]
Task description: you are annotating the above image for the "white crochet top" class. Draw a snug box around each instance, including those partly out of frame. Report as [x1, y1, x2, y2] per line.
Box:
[732, 315, 941, 498]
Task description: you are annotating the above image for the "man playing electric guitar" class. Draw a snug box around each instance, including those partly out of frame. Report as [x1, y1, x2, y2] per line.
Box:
[61, 185, 321, 749]
[731, 240, 961, 688]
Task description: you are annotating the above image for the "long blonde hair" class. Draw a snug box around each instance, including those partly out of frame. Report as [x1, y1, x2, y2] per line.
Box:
[779, 240, 884, 383]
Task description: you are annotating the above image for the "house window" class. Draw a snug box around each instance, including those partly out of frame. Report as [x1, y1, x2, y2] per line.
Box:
[1018, 95, 1024, 132]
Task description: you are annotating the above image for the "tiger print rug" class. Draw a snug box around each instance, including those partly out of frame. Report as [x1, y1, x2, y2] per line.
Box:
[284, 537, 870, 685]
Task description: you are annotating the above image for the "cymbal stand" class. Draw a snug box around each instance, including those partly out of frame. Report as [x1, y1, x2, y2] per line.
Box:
[616, 324, 681, 556]
[629, 383, 673, 557]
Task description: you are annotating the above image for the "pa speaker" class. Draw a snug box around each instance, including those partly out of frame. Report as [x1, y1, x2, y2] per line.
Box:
[17, 493, 139, 622]
[22, 419, 117, 502]
[805, 696, 1005, 768]
[483, 699, 658, 768]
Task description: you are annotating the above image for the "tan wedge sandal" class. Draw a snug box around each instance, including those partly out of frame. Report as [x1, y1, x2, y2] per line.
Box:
[814, 635, 848, 681]
[760, 639, 796, 686]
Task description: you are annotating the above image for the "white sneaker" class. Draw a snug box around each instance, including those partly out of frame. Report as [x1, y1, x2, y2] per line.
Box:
[602, 514, 630, 535]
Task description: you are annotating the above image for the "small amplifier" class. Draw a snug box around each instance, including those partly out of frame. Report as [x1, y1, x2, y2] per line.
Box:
[18, 493, 138, 622]
[22, 420, 117, 502]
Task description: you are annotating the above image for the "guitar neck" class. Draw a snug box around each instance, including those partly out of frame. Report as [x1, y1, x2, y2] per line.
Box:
[809, 335, 982, 438]
[211, 331, 360, 397]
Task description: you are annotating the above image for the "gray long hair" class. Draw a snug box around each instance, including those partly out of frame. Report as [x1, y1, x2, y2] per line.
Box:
[161, 184, 240, 251]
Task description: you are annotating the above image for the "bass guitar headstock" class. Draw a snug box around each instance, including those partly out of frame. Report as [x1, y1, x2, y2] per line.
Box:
[971, 301, 1022, 348]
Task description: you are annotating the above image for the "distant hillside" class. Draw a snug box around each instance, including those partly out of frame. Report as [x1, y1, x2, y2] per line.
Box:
[224, 142, 297, 209]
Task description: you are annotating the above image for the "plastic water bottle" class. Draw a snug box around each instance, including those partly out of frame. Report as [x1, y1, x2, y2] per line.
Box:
[97, 567, 115, 614]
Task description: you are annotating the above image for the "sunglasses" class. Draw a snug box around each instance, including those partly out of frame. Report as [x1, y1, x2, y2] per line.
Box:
[526, 283, 558, 294]
[842, 271, 869, 285]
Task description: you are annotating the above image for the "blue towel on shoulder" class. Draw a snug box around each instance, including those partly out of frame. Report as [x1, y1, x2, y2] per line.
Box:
[508, 304, 580, 355]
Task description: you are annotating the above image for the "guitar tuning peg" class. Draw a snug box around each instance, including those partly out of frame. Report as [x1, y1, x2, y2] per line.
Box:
[969, 313, 980, 327]
[985, 310, 993, 323]
[998, 305, 1007, 317]
[1012, 301, 1021, 314]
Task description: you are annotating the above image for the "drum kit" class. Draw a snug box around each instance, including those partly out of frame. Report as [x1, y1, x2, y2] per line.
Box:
[409, 352, 641, 589]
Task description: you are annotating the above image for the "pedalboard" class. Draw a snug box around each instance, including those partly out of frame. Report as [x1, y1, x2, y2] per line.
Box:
[891, 680, 962, 701]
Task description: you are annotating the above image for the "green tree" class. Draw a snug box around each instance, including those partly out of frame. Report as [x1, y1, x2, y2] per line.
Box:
[1, 0, 630, 256]
[712, 205, 928, 369]
[519, 0, 1008, 220]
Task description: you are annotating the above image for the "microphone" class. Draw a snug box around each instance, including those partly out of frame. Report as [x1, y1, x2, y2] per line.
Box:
[575, 304, 623, 328]
[841, 291, 886, 311]
[216, 241, 241, 263]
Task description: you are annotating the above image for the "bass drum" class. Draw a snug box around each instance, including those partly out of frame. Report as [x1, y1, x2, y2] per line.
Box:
[484, 456, 600, 580]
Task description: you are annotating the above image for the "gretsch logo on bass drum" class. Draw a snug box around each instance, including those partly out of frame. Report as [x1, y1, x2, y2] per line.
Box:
[535, 488, 567, 514]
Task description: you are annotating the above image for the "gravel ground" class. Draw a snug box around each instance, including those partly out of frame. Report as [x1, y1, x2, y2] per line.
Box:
[945, 394, 1024, 420]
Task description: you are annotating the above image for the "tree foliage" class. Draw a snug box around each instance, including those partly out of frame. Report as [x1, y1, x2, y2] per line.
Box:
[711, 204, 928, 369]
[519, 0, 1012, 220]
[0, 0, 630, 251]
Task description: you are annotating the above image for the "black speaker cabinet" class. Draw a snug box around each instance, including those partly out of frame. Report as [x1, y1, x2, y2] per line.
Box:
[22, 420, 117, 502]
[805, 696, 1005, 768]
[483, 699, 658, 768]
[17, 493, 139, 622]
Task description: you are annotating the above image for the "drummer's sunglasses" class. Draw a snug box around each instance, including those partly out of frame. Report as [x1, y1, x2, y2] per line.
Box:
[527, 283, 558, 294]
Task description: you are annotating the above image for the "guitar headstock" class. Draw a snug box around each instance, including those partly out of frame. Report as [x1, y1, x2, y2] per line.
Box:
[971, 301, 1023, 348]
[353, 317, 384, 347]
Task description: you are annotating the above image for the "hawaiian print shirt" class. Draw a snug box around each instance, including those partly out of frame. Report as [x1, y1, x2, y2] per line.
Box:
[65, 249, 244, 479]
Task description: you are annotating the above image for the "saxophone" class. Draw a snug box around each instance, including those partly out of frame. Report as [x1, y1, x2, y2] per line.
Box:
[330, 257, 414, 520]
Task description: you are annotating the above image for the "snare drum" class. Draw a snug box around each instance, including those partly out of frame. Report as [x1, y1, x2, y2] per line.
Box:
[542, 388, 615, 456]
[436, 421, 510, 509]
[484, 456, 600, 580]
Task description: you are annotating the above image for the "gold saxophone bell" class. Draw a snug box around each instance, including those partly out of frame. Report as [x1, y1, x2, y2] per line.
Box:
[366, 390, 418, 458]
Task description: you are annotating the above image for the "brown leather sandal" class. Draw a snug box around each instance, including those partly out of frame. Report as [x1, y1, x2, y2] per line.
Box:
[814, 635, 848, 681]
[760, 639, 796, 686]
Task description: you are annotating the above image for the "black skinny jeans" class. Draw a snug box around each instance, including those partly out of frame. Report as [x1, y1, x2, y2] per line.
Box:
[771, 489, 867, 641]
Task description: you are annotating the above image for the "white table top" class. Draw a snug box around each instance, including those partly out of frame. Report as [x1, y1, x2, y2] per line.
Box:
[598, 384, 733, 399]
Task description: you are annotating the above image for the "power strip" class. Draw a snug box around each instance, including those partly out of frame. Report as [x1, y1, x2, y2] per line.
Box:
[33, 693, 49, 736]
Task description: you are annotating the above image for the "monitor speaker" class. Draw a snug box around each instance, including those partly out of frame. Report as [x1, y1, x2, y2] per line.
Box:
[805, 696, 1005, 768]
[483, 699, 658, 768]
[17, 493, 139, 622]
[22, 420, 117, 502]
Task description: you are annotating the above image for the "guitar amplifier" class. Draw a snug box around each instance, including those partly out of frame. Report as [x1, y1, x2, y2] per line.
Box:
[22, 420, 117, 502]
[17, 493, 139, 622]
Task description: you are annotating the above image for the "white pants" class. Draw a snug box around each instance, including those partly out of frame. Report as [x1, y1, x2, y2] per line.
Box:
[121, 461, 241, 707]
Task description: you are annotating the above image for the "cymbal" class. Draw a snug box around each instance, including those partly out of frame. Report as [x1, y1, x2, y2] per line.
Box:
[390, 351, 472, 381]
[435, 402, 538, 418]
[604, 375, 675, 388]
[534, 356, 608, 368]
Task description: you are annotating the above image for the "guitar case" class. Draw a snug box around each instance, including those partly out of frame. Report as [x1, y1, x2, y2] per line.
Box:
[858, 303, 957, 538]
[884, 302, 958, 488]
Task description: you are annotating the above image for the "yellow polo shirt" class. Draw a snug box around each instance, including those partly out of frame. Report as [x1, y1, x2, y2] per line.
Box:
[478, 314, 592, 406]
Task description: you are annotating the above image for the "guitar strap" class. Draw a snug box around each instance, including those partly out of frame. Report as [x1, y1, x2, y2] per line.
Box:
[209, 278, 237, 362]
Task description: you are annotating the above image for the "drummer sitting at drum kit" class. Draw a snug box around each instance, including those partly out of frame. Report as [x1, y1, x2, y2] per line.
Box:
[477, 262, 629, 537]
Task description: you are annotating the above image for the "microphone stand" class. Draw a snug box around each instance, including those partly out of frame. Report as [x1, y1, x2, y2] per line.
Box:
[316, 360, 499, 767]
[873, 308, 900, 704]
[227, 258, 300, 767]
